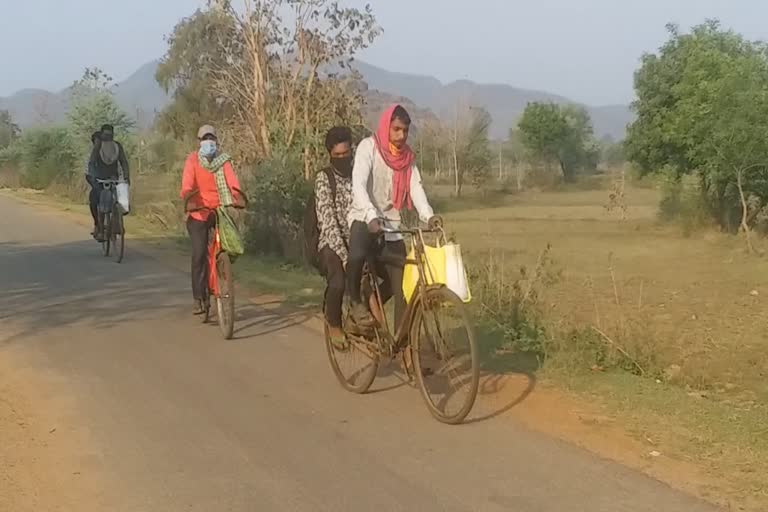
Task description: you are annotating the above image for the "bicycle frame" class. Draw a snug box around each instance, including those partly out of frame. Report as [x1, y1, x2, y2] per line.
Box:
[207, 219, 223, 296]
[354, 226, 446, 356]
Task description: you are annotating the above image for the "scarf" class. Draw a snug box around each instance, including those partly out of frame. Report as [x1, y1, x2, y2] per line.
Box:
[198, 151, 235, 207]
[373, 104, 415, 210]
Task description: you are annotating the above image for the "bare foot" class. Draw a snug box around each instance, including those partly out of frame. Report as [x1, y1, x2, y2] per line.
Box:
[328, 326, 344, 339]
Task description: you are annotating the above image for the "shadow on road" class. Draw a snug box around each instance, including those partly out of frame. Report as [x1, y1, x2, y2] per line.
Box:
[0, 240, 315, 344]
[231, 301, 316, 340]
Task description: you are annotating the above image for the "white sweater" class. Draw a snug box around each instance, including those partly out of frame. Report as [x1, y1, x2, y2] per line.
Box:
[348, 137, 434, 241]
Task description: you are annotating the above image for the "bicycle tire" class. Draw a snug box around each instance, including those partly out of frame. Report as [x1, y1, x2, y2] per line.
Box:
[101, 212, 111, 257]
[216, 252, 235, 339]
[112, 207, 125, 263]
[412, 286, 479, 425]
[324, 298, 379, 394]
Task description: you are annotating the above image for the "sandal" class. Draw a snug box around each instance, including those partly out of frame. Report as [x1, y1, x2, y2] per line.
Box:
[328, 329, 349, 351]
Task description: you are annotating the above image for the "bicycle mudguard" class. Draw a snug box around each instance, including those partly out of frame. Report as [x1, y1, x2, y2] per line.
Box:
[207, 229, 221, 296]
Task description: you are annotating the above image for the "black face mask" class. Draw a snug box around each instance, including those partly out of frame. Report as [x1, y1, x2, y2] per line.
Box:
[330, 155, 353, 177]
[101, 132, 114, 142]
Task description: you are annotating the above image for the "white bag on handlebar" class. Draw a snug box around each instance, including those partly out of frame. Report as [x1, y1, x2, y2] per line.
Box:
[116, 182, 130, 214]
[444, 242, 471, 303]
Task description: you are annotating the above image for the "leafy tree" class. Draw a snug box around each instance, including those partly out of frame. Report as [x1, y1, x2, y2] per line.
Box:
[518, 102, 596, 182]
[625, 20, 768, 233]
[0, 110, 21, 149]
[68, 68, 135, 142]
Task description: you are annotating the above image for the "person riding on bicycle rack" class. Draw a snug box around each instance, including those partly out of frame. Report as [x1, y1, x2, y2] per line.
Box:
[88, 124, 130, 242]
[346, 104, 443, 330]
[305, 126, 355, 349]
[180, 124, 243, 316]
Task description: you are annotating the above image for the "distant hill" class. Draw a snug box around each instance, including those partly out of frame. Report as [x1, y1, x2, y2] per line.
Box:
[354, 61, 633, 140]
[0, 60, 633, 140]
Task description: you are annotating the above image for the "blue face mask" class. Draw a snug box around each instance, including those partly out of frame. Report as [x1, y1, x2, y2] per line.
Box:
[199, 140, 217, 158]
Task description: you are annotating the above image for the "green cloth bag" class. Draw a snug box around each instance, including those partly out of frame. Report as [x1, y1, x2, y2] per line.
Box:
[216, 207, 245, 259]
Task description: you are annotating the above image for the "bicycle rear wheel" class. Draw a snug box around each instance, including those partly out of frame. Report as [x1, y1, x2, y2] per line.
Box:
[325, 297, 379, 394]
[216, 252, 235, 339]
[101, 212, 111, 257]
[111, 208, 125, 263]
[412, 286, 479, 425]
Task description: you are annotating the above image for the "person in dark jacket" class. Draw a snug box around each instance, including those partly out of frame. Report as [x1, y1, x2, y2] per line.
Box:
[89, 124, 130, 240]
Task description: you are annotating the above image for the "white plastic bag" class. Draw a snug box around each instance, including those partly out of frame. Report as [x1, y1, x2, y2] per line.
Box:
[116, 182, 130, 214]
[443, 243, 471, 303]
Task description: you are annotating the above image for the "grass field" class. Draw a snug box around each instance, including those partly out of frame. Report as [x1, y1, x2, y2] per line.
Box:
[446, 185, 768, 399]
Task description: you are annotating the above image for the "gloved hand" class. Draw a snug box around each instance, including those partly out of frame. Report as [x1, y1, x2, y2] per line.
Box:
[427, 215, 444, 229]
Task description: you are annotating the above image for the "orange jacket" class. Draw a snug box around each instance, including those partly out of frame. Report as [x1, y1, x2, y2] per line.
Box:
[179, 152, 242, 222]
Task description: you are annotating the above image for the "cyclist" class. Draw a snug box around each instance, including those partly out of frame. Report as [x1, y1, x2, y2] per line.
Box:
[314, 126, 354, 347]
[346, 104, 442, 328]
[89, 124, 130, 241]
[179, 124, 243, 315]
[85, 130, 101, 237]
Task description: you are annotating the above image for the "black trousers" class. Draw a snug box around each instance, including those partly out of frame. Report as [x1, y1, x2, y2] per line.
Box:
[319, 247, 345, 328]
[346, 220, 407, 325]
[86, 177, 99, 226]
[187, 215, 215, 301]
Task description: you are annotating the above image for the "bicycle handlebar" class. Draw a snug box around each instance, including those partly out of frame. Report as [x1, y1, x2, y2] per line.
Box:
[183, 187, 249, 212]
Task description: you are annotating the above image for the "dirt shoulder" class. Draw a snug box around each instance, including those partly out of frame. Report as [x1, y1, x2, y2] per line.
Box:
[0, 346, 108, 512]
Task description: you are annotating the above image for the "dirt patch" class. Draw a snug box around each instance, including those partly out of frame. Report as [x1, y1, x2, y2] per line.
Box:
[479, 373, 746, 511]
[0, 346, 107, 511]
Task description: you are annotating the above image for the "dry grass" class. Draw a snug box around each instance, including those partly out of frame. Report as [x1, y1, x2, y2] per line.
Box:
[445, 186, 768, 400]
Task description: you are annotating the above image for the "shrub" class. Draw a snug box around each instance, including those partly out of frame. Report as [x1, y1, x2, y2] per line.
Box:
[243, 150, 312, 262]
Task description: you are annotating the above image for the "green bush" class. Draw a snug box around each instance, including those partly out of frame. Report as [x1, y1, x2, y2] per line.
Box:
[15, 127, 79, 189]
[243, 150, 312, 262]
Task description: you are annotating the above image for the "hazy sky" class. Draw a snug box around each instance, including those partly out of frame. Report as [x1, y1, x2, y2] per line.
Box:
[1, 0, 766, 105]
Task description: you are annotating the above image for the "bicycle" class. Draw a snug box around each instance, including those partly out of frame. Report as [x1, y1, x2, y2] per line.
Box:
[184, 190, 247, 340]
[96, 178, 126, 263]
[324, 225, 479, 424]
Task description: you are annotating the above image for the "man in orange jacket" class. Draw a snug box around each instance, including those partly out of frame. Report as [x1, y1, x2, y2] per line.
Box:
[179, 125, 242, 315]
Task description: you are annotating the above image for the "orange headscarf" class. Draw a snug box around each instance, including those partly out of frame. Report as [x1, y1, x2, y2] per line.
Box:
[373, 104, 415, 210]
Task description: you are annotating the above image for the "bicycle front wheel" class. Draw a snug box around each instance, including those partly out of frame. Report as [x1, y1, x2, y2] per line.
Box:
[111, 208, 125, 263]
[216, 252, 235, 339]
[412, 286, 479, 425]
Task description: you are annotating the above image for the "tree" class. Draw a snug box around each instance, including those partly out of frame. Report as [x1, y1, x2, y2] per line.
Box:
[625, 20, 768, 234]
[458, 107, 493, 193]
[600, 136, 625, 168]
[157, 0, 381, 171]
[68, 68, 135, 142]
[155, 6, 233, 143]
[518, 102, 596, 182]
[0, 110, 21, 149]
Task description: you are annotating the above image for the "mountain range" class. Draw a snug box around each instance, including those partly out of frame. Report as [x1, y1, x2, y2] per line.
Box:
[0, 60, 632, 140]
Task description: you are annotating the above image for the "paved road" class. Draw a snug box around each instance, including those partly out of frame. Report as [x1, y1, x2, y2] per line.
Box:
[0, 194, 720, 512]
